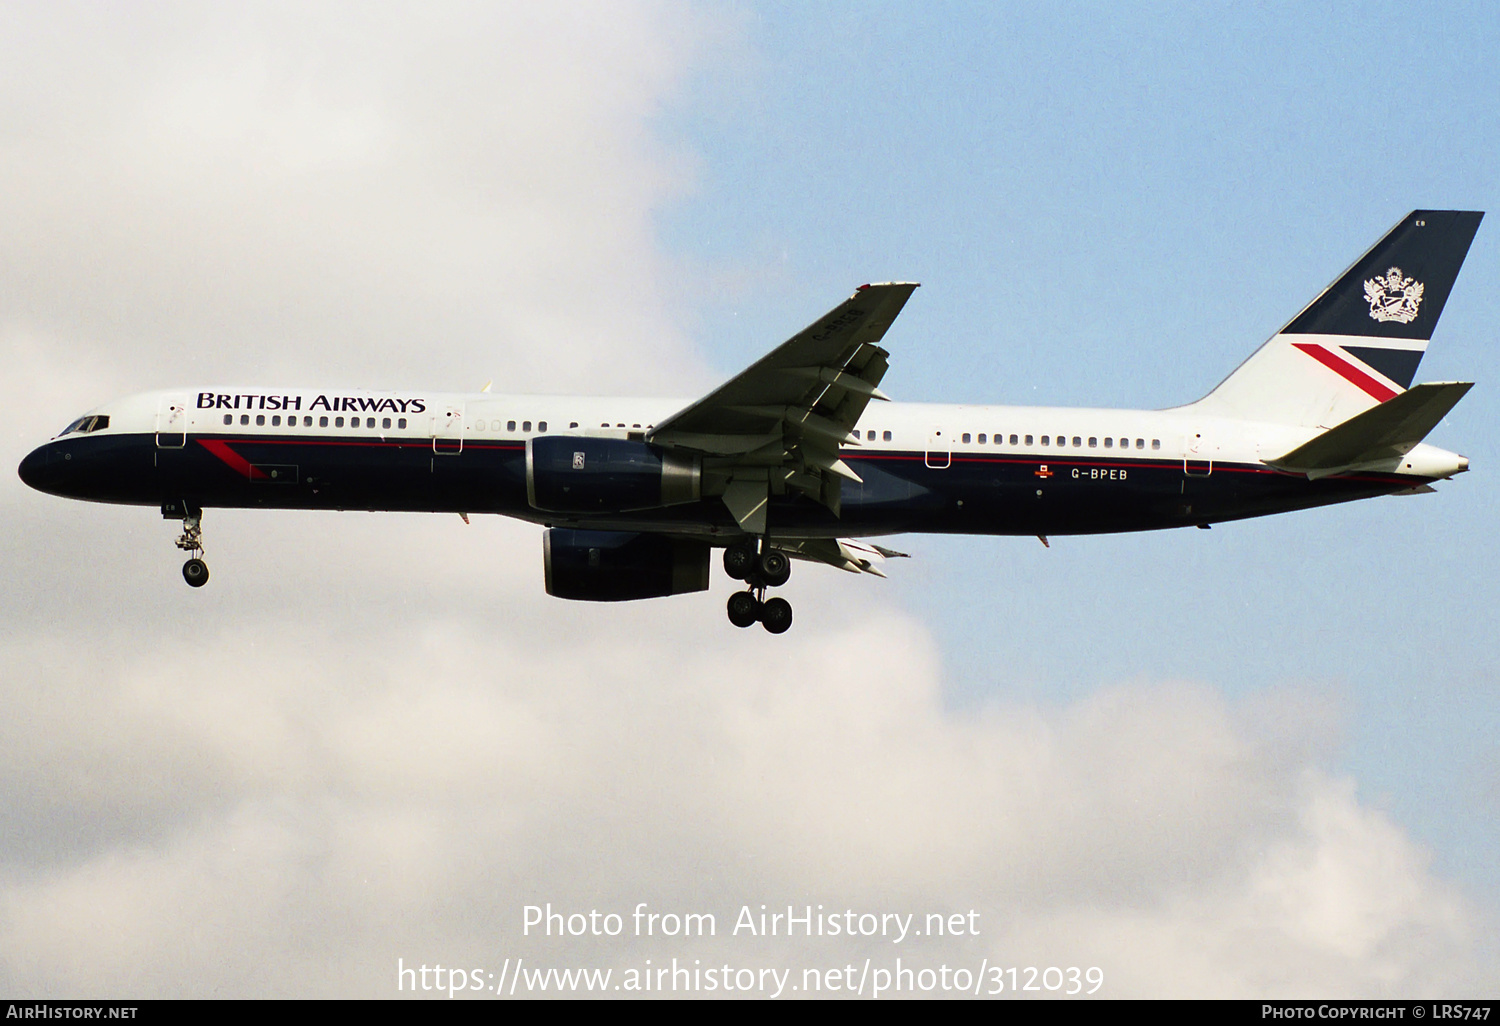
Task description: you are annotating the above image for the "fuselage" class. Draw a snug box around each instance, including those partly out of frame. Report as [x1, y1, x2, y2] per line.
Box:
[17, 386, 1467, 542]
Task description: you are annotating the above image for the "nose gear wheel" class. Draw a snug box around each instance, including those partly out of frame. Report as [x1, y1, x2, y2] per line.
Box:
[182, 558, 209, 587]
[171, 509, 210, 588]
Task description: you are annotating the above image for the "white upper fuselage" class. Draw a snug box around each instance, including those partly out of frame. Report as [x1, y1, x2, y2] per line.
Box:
[61, 387, 1467, 481]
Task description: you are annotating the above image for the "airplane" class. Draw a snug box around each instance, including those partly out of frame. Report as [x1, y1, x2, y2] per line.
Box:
[17, 210, 1482, 634]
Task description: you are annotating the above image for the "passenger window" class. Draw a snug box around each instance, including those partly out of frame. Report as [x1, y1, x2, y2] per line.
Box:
[398, 418, 407, 429]
[382, 417, 391, 429]
[335, 417, 344, 427]
[256, 415, 265, 426]
[540, 421, 548, 432]
[1104, 437, 1113, 448]
[1137, 439, 1145, 449]
[272, 415, 280, 427]
[1041, 436, 1049, 446]
[523, 421, 532, 432]
[1010, 434, 1018, 445]
[1088, 437, 1096, 447]
[883, 430, 892, 441]
[864, 430, 873, 440]
[320, 416, 329, 427]
[977, 433, 986, 444]
[240, 415, 249, 425]
[1152, 439, 1161, 450]
[1024, 435, 1033, 445]
[569, 421, 579, 429]
[962, 433, 971, 443]
[223, 414, 232, 425]
[304, 416, 312, 427]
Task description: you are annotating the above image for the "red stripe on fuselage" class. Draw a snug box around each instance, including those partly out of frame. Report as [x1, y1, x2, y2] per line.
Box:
[198, 438, 267, 479]
[1291, 343, 1398, 402]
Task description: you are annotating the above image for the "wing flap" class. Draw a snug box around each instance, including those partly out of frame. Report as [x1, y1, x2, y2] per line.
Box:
[781, 538, 910, 576]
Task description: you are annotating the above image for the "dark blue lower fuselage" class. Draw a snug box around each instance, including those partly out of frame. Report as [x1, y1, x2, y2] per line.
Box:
[18, 430, 1420, 541]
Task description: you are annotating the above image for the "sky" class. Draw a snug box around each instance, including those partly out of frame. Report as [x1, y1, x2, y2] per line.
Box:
[1, 0, 1496, 999]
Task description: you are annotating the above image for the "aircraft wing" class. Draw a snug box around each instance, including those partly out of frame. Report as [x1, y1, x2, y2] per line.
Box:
[648, 282, 919, 533]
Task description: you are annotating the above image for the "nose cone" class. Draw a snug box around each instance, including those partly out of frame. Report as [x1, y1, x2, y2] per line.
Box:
[18, 444, 67, 495]
[18, 445, 50, 491]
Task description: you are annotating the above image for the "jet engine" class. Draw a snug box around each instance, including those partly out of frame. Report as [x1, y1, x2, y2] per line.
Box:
[526, 436, 700, 513]
[543, 529, 710, 601]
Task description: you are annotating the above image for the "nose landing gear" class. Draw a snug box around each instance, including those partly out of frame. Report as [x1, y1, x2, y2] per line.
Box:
[723, 540, 793, 634]
[171, 507, 209, 587]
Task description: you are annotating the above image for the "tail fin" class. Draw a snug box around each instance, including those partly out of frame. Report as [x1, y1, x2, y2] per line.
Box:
[1189, 210, 1482, 427]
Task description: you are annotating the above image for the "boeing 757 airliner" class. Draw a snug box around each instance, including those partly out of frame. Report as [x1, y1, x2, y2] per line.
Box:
[18, 211, 1482, 633]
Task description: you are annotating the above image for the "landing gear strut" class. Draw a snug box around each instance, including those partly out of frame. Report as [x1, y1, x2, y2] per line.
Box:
[172, 507, 209, 588]
[723, 539, 793, 634]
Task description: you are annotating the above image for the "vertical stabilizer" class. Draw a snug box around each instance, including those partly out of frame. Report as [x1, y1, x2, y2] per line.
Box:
[1189, 210, 1482, 428]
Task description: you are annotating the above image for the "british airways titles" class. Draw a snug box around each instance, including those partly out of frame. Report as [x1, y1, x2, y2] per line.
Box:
[196, 392, 428, 414]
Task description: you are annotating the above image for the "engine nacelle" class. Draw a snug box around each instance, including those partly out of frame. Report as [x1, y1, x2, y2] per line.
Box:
[526, 436, 701, 514]
[543, 529, 710, 602]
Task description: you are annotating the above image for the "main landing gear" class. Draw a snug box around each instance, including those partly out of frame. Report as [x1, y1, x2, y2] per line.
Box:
[723, 540, 793, 634]
[172, 507, 209, 588]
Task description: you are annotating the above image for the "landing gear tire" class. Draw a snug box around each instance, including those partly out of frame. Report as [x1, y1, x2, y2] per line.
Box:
[182, 558, 210, 588]
[727, 590, 760, 628]
[723, 543, 756, 581]
[760, 596, 792, 634]
[757, 549, 791, 587]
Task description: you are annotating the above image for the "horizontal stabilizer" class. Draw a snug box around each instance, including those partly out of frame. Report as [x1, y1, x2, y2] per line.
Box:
[1266, 381, 1472, 477]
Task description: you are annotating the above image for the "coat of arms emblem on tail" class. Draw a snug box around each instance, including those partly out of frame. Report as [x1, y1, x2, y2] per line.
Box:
[1364, 266, 1424, 323]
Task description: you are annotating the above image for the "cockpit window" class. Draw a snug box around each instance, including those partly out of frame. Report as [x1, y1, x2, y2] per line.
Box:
[60, 415, 109, 436]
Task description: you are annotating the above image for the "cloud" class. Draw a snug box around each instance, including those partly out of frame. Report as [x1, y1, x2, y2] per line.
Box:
[0, 1, 715, 397]
[0, 609, 1483, 997]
